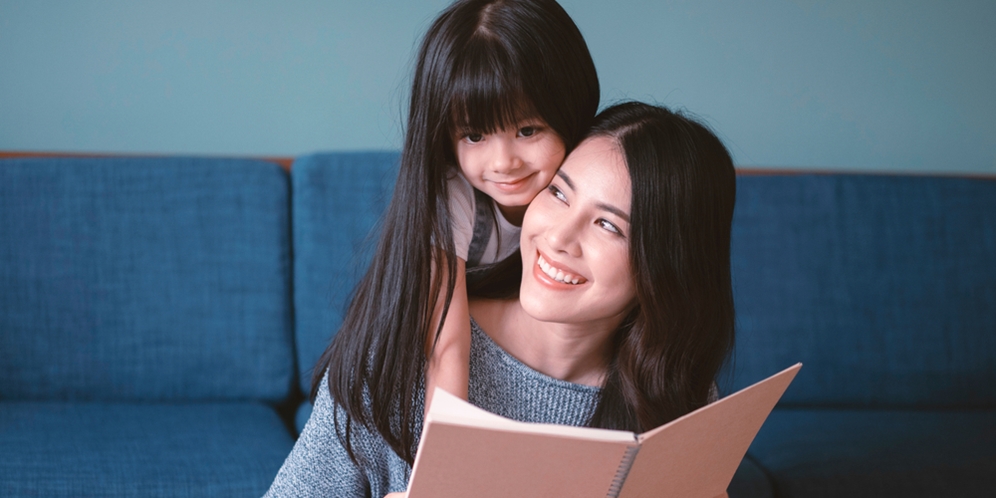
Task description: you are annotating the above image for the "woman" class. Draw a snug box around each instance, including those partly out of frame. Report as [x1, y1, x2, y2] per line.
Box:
[265, 102, 737, 497]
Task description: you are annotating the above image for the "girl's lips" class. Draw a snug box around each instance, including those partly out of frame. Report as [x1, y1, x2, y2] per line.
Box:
[490, 173, 535, 192]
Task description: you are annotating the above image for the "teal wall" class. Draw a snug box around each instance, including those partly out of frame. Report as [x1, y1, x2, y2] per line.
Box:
[1, 0, 994, 173]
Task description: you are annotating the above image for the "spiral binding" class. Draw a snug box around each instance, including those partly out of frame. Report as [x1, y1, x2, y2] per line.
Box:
[606, 444, 641, 498]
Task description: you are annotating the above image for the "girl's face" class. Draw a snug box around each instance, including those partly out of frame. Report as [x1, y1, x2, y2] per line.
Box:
[452, 118, 566, 224]
[518, 136, 637, 327]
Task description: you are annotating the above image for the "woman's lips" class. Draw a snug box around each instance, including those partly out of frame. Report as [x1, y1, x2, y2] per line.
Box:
[535, 252, 587, 286]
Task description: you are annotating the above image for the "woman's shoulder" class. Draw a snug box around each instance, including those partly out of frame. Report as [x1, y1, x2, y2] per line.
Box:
[265, 375, 408, 497]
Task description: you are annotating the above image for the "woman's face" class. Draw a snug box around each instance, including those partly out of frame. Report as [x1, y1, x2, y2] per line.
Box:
[519, 136, 637, 327]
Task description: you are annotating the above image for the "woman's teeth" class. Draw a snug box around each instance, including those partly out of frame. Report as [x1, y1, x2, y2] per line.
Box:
[537, 255, 584, 285]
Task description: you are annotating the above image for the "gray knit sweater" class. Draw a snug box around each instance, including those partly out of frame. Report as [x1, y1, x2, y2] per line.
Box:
[265, 320, 603, 498]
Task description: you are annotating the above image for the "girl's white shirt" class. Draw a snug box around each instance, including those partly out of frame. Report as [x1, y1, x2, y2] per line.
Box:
[447, 169, 521, 265]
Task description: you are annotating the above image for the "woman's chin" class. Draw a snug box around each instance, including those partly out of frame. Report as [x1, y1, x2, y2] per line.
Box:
[518, 293, 568, 323]
[518, 280, 586, 323]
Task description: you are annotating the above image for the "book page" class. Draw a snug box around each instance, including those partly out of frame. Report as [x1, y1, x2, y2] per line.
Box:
[618, 363, 801, 498]
[408, 388, 637, 498]
[428, 388, 637, 442]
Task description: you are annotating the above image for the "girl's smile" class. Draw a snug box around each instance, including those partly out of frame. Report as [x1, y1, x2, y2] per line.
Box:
[489, 172, 537, 193]
[453, 120, 566, 225]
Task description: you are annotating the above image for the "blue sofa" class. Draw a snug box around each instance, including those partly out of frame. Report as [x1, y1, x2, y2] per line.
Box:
[2, 153, 994, 497]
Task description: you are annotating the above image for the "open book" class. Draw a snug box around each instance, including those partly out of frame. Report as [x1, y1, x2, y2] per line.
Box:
[408, 363, 801, 498]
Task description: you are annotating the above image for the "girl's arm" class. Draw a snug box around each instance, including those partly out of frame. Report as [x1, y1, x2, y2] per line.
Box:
[424, 256, 471, 411]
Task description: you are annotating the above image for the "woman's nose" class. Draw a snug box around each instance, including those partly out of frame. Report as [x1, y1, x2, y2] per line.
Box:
[544, 214, 583, 257]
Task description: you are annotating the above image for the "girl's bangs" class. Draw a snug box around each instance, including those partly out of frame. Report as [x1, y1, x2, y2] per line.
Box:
[448, 47, 537, 134]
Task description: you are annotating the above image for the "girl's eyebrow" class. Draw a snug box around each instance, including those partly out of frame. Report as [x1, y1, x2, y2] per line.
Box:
[556, 170, 631, 223]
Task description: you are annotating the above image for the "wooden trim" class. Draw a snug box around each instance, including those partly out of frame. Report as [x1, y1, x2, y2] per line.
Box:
[736, 166, 996, 180]
[0, 151, 294, 171]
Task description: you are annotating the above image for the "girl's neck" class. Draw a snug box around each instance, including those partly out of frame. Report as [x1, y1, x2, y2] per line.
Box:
[496, 203, 526, 227]
[469, 298, 615, 387]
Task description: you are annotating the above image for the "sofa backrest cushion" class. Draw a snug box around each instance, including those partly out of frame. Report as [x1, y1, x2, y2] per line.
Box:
[0, 158, 294, 402]
[291, 152, 398, 396]
[727, 174, 996, 408]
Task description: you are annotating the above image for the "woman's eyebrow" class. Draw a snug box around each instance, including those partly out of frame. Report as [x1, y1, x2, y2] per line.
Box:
[558, 170, 630, 222]
[597, 203, 630, 223]
[556, 170, 575, 191]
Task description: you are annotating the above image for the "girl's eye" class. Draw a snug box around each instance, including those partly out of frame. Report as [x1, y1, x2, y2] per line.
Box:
[547, 184, 567, 203]
[465, 133, 484, 143]
[598, 219, 623, 236]
[518, 126, 537, 137]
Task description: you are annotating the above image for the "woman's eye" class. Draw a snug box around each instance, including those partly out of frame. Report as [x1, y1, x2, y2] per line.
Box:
[518, 126, 537, 137]
[465, 133, 484, 143]
[548, 185, 567, 203]
[598, 219, 623, 236]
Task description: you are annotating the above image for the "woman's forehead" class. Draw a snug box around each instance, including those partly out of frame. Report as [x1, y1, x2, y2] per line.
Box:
[559, 137, 631, 214]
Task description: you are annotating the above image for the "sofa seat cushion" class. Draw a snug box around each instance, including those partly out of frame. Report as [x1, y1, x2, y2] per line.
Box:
[0, 401, 295, 497]
[748, 408, 996, 498]
[728, 455, 774, 498]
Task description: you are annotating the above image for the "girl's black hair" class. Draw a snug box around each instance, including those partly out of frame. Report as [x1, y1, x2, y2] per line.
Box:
[312, 0, 599, 465]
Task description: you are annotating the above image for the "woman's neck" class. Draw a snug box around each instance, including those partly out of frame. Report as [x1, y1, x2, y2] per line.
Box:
[469, 298, 616, 387]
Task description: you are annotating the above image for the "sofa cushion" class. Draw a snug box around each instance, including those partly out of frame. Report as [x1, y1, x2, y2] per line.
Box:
[746, 408, 996, 498]
[291, 152, 399, 404]
[727, 455, 774, 498]
[0, 158, 294, 402]
[728, 174, 996, 408]
[0, 401, 295, 497]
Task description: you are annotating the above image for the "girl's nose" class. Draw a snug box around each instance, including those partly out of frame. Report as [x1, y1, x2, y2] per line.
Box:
[490, 138, 520, 174]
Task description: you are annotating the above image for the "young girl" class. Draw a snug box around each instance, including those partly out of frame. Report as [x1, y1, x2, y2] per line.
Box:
[311, 0, 599, 466]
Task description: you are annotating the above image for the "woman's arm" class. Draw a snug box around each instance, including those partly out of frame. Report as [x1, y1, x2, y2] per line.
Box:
[264, 376, 369, 497]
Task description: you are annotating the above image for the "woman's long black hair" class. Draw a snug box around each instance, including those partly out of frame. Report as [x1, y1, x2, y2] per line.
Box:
[312, 0, 599, 464]
[589, 102, 737, 431]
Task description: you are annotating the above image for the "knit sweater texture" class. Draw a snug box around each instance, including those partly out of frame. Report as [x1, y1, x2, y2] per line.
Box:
[265, 320, 602, 498]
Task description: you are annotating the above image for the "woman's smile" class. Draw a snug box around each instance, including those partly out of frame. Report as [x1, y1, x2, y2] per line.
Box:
[535, 252, 587, 285]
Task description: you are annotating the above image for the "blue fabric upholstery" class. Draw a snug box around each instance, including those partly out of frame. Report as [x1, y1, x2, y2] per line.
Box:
[727, 174, 996, 408]
[0, 158, 294, 402]
[6, 152, 990, 496]
[0, 401, 294, 497]
[728, 455, 774, 498]
[290, 152, 399, 406]
[747, 408, 996, 498]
